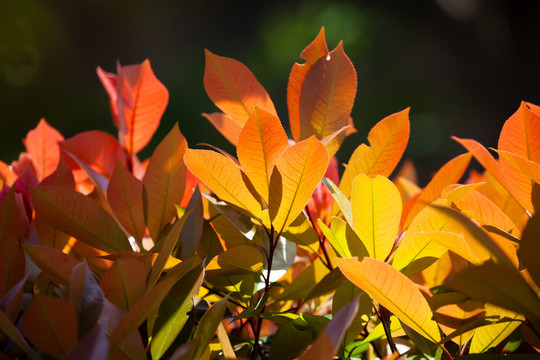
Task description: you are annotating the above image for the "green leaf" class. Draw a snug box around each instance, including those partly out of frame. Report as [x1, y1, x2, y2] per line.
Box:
[31, 186, 131, 253]
[191, 295, 229, 360]
[323, 177, 353, 225]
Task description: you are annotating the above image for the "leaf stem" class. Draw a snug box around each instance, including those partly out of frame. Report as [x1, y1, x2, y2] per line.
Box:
[304, 206, 333, 270]
[374, 305, 399, 356]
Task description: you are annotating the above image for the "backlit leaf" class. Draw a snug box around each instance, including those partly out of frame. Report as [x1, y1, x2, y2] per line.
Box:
[332, 283, 372, 348]
[31, 186, 131, 253]
[108, 162, 145, 242]
[184, 149, 262, 219]
[24, 118, 63, 181]
[206, 245, 263, 276]
[445, 263, 540, 323]
[143, 124, 187, 240]
[337, 257, 441, 343]
[116, 60, 169, 155]
[237, 107, 289, 201]
[497, 149, 540, 185]
[319, 217, 368, 259]
[402, 152, 472, 229]
[351, 174, 401, 260]
[204, 50, 276, 124]
[269, 136, 328, 233]
[22, 295, 78, 358]
[498, 102, 540, 212]
[23, 244, 79, 285]
[288, 27, 329, 142]
[323, 177, 353, 225]
[297, 42, 356, 152]
[99, 259, 146, 311]
[340, 108, 410, 198]
[202, 112, 242, 146]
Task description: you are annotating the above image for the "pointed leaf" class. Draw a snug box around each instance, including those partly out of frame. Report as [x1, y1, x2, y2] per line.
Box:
[150, 265, 204, 359]
[31, 186, 131, 253]
[332, 284, 372, 348]
[420, 231, 483, 265]
[0, 234, 25, 298]
[143, 124, 187, 240]
[237, 107, 289, 201]
[99, 259, 146, 311]
[181, 186, 204, 258]
[351, 174, 402, 260]
[403, 152, 473, 229]
[191, 295, 229, 360]
[108, 162, 145, 242]
[319, 217, 368, 259]
[204, 50, 276, 124]
[340, 108, 410, 197]
[22, 295, 78, 358]
[297, 42, 356, 151]
[202, 112, 243, 146]
[470, 303, 523, 353]
[0, 309, 38, 360]
[116, 60, 169, 155]
[97, 66, 119, 127]
[269, 136, 329, 233]
[24, 118, 63, 181]
[270, 320, 314, 360]
[206, 245, 263, 276]
[184, 149, 262, 219]
[23, 244, 79, 285]
[322, 177, 353, 225]
[288, 27, 329, 142]
[497, 149, 540, 185]
[337, 257, 442, 342]
[518, 213, 540, 288]
[445, 263, 540, 323]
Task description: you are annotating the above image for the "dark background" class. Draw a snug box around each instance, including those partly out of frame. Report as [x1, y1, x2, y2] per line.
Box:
[1, 0, 540, 185]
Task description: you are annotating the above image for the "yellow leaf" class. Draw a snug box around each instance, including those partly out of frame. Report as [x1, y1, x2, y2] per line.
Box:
[351, 174, 402, 260]
[237, 107, 289, 201]
[337, 257, 441, 343]
[420, 231, 483, 265]
[269, 136, 328, 233]
[319, 217, 369, 259]
[184, 149, 262, 220]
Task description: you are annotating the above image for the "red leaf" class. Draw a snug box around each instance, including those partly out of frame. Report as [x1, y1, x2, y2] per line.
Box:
[24, 118, 64, 181]
[23, 245, 79, 285]
[97, 66, 119, 128]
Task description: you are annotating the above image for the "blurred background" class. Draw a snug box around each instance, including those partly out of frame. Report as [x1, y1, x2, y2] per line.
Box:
[1, 0, 540, 185]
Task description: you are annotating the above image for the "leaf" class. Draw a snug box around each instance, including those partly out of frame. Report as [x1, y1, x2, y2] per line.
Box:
[184, 149, 262, 219]
[206, 245, 263, 276]
[202, 114, 243, 149]
[340, 108, 410, 198]
[108, 162, 146, 242]
[60, 130, 128, 178]
[297, 41, 356, 155]
[517, 213, 540, 289]
[0, 188, 28, 242]
[498, 102, 540, 212]
[99, 259, 146, 311]
[0, 309, 38, 360]
[40, 155, 76, 188]
[297, 332, 334, 360]
[351, 174, 402, 260]
[237, 107, 289, 201]
[270, 320, 314, 360]
[116, 59, 169, 155]
[0, 234, 25, 298]
[23, 244, 79, 285]
[497, 149, 540, 185]
[403, 152, 473, 229]
[204, 50, 276, 124]
[337, 257, 442, 342]
[445, 263, 540, 323]
[318, 217, 368, 259]
[288, 27, 329, 142]
[303, 267, 348, 304]
[260, 234, 297, 288]
[191, 295, 229, 360]
[31, 186, 131, 253]
[269, 136, 328, 233]
[143, 124, 187, 240]
[97, 66, 119, 126]
[276, 258, 330, 301]
[66, 324, 109, 360]
[322, 177, 353, 225]
[180, 186, 204, 258]
[332, 283, 372, 349]
[24, 118, 63, 181]
[150, 265, 204, 360]
[421, 231, 483, 265]
[21, 295, 78, 358]
[469, 303, 524, 353]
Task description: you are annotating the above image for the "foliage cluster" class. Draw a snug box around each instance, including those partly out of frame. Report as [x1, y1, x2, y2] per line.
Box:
[1, 28, 540, 359]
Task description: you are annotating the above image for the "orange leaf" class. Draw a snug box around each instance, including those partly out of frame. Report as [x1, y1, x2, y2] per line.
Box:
[99, 259, 146, 311]
[24, 118, 64, 181]
[97, 66, 119, 127]
[269, 136, 329, 233]
[498, 102, 540, 212]
[143, 124, 187, 240]
[351, 174, 402, 260]
[288, 27, 329, 142]
[23, 245, 79, 285]
[108, 162, 145, 242]
[22, 295, 78, 358]
[298, 42, 356, 148]
[184, 149, 262, 219]
[204, 50, 276, 124]
[497, 149, 540, 185]
[202, 112, 243, 146]
[237, 107, 289, 201]
[337, 257, 441, 343]
[402, 152, 472, 229]
[31, 186, 131, 253]
[116, 60, 168, 155]
[60, 130, 128, 178]
[340, 108, 410, 198]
